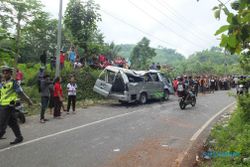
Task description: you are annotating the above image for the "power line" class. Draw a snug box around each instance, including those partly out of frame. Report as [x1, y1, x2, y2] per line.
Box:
[100, 9, 195, 53]
[127, 0, 206, 49]
[144, 0, 212, 44]
[157, 0, 214, 43]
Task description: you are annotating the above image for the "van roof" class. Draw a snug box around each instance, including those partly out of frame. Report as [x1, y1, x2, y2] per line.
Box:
[105, 66, 159, 76]
[105, 66, 141, 76]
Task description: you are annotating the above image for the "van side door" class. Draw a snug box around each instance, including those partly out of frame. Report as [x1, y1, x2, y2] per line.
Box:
[149, 72, 165, 99]
[93, 69, 115, 97]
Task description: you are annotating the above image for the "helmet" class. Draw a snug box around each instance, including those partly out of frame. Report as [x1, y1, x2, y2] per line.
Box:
[1, 65, 14, 72]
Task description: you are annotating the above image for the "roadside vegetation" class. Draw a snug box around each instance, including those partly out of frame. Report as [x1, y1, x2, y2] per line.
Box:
[198, 0, 250, 166]
[200, 94, 250, 166]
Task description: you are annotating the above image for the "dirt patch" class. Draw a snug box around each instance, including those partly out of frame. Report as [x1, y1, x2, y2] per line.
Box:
[162, 117, 195, 129]
[104, 138, 182, 167]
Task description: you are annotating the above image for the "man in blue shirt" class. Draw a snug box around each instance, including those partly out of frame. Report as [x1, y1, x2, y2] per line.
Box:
[68, 47, 76, 64]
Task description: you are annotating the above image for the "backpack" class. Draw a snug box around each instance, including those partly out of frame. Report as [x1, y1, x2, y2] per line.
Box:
[177, 82, 184, 91]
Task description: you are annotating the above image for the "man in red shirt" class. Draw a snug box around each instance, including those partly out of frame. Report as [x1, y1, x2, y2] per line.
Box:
[60, 50, 65, 70]
[53, 77, 64, 118]
[16, 69, 23, 85]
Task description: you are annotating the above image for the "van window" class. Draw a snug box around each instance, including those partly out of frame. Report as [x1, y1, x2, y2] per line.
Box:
[144, 74, 153, 82]
[99, 71, 105, 81]
[150, 73, 159, 82]
[107, 70, 116, 84]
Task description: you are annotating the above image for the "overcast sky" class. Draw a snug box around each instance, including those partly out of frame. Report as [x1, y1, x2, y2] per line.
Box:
[40, 0, 229, 57]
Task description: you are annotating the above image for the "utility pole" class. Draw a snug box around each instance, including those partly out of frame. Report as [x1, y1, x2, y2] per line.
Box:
[56, 0, 63, 77]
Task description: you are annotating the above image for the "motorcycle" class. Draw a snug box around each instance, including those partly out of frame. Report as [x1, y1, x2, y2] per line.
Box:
[237, 84, 247, 95]
[15, 101, 26, 123]
[179, 89, 196, 110]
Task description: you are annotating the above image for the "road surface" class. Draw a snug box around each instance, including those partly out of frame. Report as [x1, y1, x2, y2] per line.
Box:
[0, 91, 235, 167]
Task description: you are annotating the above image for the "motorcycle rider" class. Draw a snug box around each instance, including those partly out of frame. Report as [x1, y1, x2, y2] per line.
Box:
[238, 76, 249, 94]
[0, 66, 33, 144]
[193, 76, 199, 97]
[177, 76, 185, 97]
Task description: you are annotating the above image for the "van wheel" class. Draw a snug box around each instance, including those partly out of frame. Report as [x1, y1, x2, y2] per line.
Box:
[139, 93, 147, 104]
[163, 90, 170, 101]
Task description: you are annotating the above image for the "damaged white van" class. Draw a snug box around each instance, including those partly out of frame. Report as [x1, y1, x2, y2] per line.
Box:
[93, 66, 174, 104]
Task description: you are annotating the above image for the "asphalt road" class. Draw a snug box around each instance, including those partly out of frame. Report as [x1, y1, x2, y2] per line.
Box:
[0, 91, 235, 167]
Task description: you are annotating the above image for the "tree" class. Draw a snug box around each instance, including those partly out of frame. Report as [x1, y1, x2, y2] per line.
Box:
[64, 0, 102, 59]
[103, 42, 122, 60]
[0, 27, 15, 65]
[21, 11, 58, 62]
[212, 0, 249, 72]
[130, 37, 156, 70]
[0, 0, 43, 70]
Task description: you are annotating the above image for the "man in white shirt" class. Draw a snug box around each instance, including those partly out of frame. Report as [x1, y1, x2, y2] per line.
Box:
[66, 77, 77, 114]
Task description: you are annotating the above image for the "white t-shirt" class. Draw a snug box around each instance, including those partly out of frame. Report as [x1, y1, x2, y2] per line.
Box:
[67, 83, 77, 96]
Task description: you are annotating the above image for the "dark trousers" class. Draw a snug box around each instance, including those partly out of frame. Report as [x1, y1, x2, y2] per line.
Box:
[67, 95, 76, 112]
[41, 96, 49, 120]
[0, 105, 22, 139]
[53, 97, 62, 117]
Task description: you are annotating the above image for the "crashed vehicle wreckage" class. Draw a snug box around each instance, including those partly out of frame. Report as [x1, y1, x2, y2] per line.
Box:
[93, 66, 174, 104]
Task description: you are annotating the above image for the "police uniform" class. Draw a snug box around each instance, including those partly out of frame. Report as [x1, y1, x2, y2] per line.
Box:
[0, 79, 23, 142]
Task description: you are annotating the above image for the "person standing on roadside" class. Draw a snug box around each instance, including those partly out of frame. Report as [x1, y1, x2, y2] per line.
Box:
[68, 47, 76, 65]
[0, 66, 33, 145]
[40, 74, 52, 123]
[53, 77, 63, 118]
[40, 50, 47, 67]
[50, 54, 56, 71]
[15, 69, 23, 85]
[48, 78, 54, 115]
[60, 50, 65, 70]
[37, 67, 45, 93]
[66, 76, 77, 114]
[210, 76, 216, 93]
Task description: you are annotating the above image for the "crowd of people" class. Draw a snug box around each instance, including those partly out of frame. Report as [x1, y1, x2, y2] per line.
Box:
[43, 47, 131, 71]
[38, 67, 78, 123]
[172, 75, 249, 96]
[0, 65, 79, 145]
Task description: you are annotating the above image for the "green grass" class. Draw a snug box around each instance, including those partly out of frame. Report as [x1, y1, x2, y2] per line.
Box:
[201, 94, 250, 167]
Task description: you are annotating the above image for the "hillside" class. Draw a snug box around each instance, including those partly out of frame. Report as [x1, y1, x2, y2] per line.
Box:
[118, 44, 185, 65]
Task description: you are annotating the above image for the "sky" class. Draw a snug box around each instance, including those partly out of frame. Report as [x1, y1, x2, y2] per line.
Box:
[40, 0, 229, 57]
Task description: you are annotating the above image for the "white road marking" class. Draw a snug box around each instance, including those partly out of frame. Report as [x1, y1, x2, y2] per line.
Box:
[190, 101, 236, 141]
[0, 109, 144, 153]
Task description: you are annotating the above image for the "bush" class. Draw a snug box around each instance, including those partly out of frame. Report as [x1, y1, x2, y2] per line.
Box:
[207, 95, 250, 166]
[237, 94, 250, 122]
[60, 65, 103, 100]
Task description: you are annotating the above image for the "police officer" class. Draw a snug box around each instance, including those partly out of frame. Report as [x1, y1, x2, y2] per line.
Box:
[0, 66, 33, 145]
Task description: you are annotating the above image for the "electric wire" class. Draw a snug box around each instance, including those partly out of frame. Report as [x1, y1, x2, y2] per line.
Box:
[127, 0, 206, 49]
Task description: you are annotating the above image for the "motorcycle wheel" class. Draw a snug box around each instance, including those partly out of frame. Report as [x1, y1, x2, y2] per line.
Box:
[179, 100, 186, 110]
[191, 97, 196, 107]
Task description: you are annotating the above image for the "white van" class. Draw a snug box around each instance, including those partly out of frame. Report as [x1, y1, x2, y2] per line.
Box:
[93, 66, 173, 104]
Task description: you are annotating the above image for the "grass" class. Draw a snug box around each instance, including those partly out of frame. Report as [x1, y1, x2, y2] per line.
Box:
[200, 94, 250, 167]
